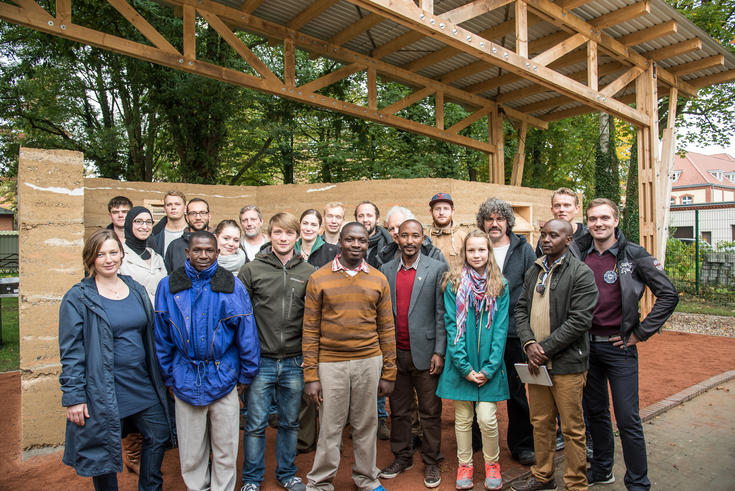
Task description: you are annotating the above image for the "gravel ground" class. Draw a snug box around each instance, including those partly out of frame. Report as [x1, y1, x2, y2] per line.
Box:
[664, 312, 735, 338]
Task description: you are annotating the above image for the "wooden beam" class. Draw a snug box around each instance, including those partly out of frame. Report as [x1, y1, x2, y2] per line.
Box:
[446, 106, 492, 134]
[588, 40, 598, 90]
[198, 9, 278, 82]
[590, 1, 650, 29]
[372, 31, 423, 59]
[668, 55, 724, 75]
[284, 38, 295, 87]
[420, 0, 433, 13]
[532, 32, 587, 66]
[510, 119, 528, 186]
[298, 63, 364, 94]
[690, 69, 735, 89]
[644, 38, 701, 61]
[666, 86, 678, 130]
[330, 13, 382, 45]
[240, 0, 265, 14]
[435, 90, 444, 129]
[599, 66, 643, 97]
[489, 107, 504, 183]
[108, 0, 179, 54]
[557, 0, 591, 9]
[380, 87, 435, 115]
[55, 0, 70, 24]
[287, 0, 339, 31]
[182, 5, 195, 60]
[442, 0, 515, 25]
[516, 0, 528, 58]
[501, 105, 548, 129]
[618, 20, 677, 47]
[367, 66, 377, 110]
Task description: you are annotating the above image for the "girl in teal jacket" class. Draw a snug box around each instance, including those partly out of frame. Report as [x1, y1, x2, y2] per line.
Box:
[436, 230, 510, 490]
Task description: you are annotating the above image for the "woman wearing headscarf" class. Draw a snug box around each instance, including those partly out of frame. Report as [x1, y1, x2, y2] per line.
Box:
[118, 206, 167, 304]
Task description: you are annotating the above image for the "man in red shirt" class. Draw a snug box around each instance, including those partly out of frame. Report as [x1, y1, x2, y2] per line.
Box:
[379, 220, 449, 488]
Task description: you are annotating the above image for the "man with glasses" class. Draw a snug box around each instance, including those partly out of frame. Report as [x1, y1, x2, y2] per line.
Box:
[107, 196, 133, 243]
[477, 197, 537, 466]
[164, 198, 212, 273]
[511, 219, 598, 491]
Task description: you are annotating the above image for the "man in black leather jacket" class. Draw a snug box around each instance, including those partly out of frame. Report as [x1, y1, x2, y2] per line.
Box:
[576, 198, 678, 490]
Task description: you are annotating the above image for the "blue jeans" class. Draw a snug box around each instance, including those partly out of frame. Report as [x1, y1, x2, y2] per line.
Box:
[93, 401, 169, 491]
[585, 341, 650, 490]
[377, 396, 388, 419]
[242, 355, 304, 485]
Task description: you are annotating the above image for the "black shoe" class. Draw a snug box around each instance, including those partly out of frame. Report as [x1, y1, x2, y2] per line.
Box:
[510, 476, 557, 491]
[423, 464, 441, 488]
[377, 418, 390, 440]
[380, 459, 414, 479]
[555, 432, 565, 451]
[586, 441, 594, 461]
[587, 470, 615, 486]
[515, 449, 536, 466]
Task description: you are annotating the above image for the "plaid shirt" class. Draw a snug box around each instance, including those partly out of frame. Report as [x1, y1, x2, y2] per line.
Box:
[331, 254, 370, 274]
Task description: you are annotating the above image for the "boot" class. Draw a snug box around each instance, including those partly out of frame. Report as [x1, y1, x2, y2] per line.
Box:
[122, 432, 143, 474]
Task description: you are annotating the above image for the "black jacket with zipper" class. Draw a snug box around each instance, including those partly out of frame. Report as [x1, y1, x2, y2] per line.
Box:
[576, 229, 678, 342]
[237, 251, 316, 359]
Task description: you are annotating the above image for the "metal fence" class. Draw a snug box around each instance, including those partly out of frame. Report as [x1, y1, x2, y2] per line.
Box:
[666, 206, 735, 302]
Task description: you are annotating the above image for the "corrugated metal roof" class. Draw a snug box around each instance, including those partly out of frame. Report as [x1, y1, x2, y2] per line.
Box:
[238, 0, 735, 121]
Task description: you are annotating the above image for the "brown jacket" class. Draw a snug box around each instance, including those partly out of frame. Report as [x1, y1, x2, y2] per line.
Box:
[428, 224, 467, 271]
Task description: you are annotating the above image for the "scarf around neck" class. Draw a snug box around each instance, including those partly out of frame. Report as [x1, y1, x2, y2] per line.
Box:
[217, 248, 247, 274]
[454, 265, 496, 345]
[124, 206, 152, 260]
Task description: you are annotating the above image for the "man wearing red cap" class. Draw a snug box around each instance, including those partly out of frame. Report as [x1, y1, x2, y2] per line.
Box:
[427, 193, 467, 271]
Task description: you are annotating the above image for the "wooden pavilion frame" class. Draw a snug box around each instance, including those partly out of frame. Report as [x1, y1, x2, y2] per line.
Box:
[2, 0, 735, 267]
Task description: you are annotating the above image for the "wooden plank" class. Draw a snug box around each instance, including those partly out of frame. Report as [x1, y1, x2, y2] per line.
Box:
[442, 0, 515, 25]
[380, 87, 434, 115]
[372, 30, 424, 59]
[516, 0, 528, 58]
[330, 13, 382, 45]
[590, 0, 650, 29]
[368, 66, 377, 110]
[299, 63, 364, 94]
[108, 0, 179, 54]
[183, 5, 195, 60]
[618, 20, 677, 47]
[690, 69, 735, 89]
[669, 55, 724, 75]
[435, 90, 444, 129]
[420, 0, 433, 13]
[501, 105, 548, 129]
[666, 86, 678, 130]
[14, 0, 52, 19]
[510, 119, 528, 185]
[489, 107, 505, 183]
[445, 106, 492, 134]
[588, 40, 598, 90]
[284, 37, 295, 86]
[557, 0, 591, 9]
[532, 32, 587, 66]
[56, 0, 70, 24]
[288, 0, 339, 31]
[241, 0, 265, 14]
[599, 66, 643, 97]
[645, 38, 701, 61]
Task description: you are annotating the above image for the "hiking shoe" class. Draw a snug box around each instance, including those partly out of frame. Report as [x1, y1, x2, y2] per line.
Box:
[484, 461, 502, 490]
[587, 470, 615, 486]
[515, 449, 536, 466]
[380, 459, 413, 478]
[424, 464, 441, 488]
[377, 418, 390, 440]
[510, 476, 557, 491]
[240, 484, 259, 491]
[279, 477, 306, 491]
[456, 463, 474, 490]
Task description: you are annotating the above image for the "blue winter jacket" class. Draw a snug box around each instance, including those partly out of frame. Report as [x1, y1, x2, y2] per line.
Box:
[154, 260, 260, 406]
[59, 275, 176, 477]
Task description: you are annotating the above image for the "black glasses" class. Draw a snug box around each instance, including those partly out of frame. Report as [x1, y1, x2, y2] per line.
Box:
[133, 219, 154, 226]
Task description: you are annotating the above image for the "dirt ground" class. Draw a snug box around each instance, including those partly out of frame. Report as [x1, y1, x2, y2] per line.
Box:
[2, 330, 734, 490]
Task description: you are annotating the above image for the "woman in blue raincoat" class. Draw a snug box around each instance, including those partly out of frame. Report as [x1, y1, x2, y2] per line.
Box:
[59, 229, 175, 490]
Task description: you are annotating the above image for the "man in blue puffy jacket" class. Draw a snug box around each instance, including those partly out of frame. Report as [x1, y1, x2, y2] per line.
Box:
[155, 230, 260, 491]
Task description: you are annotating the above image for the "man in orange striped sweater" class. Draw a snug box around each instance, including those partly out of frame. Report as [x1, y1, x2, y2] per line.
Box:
[303, 222, 397, 491]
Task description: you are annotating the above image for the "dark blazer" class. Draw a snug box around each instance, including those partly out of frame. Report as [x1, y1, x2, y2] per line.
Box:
[380, 254, 449, 371]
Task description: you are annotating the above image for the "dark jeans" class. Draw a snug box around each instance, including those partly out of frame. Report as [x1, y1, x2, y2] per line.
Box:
[242, 355, 304, 485]
[93, 401, 170, 491]
[504, 336, 535, 456]
[585, 341, 650, 490]
[389, 349, 443, 465]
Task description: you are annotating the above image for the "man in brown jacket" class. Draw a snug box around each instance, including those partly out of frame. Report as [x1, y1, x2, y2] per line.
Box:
[427, 193, 467, 271]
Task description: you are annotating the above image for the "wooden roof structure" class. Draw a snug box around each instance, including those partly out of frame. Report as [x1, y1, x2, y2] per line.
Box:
[2, 0, 734, 272]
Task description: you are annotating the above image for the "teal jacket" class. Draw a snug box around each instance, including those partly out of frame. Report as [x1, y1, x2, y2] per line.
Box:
[436, 281, 510, 402]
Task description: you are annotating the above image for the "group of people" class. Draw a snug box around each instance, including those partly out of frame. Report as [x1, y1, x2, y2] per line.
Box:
[59, 188, 678, 491]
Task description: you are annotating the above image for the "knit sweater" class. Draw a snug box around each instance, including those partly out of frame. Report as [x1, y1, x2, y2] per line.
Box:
[302, 264, 397, 383]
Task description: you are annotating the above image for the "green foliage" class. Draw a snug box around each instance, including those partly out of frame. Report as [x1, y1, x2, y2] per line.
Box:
[0, 298, 19, 373]
[594, 115, 621, 204]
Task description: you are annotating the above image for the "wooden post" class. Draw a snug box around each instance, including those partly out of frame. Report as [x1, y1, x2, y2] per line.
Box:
[516, 0, 528, 58]
[367, 66, 377, 111]
[658, 86, 678, 264]
[435, 90, 444, 130]
[510, 119, 528, 186]
[284, 38, 295, 87]
[489, 107, 505, 184]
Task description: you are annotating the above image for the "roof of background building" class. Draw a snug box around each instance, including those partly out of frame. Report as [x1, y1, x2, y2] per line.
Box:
[672, 151, 735, 187]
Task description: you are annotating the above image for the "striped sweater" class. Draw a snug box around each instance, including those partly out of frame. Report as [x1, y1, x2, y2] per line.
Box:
[302, 264, 396, 383]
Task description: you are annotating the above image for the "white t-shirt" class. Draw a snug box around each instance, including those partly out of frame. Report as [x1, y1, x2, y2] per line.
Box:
[243, 238, 266, 261]
[164, 229, 184, 255]
[493, 243, 511, 272]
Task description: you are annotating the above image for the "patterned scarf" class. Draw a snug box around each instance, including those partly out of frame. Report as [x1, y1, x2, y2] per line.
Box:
[454, 266, 496, 345]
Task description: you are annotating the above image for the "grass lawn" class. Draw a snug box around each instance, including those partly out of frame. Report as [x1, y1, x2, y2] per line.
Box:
[0, 297, 18, 372]
[676, 293, 735, 317]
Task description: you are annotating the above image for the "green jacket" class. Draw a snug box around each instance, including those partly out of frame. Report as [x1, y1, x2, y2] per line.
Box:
[436, 282, 510, 402]
[238, 251, 316, 359]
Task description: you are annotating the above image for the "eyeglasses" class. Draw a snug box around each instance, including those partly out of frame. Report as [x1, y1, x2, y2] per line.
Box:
[187, 211, 209, 217]
[133, 219, 154, 227]
[486, 216, 507, 223]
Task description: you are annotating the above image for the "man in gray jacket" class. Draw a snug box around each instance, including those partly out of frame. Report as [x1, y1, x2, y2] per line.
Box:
[511, 219, 598, 491]
[379, 219, 449, 488]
